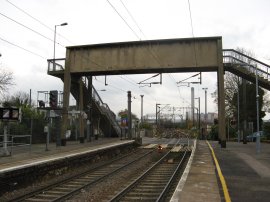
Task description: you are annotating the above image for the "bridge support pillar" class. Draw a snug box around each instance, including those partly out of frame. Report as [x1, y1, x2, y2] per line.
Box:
[79, 78, 85, 143]
[60, 50, 71, 146]
[217, 39, 226, 148]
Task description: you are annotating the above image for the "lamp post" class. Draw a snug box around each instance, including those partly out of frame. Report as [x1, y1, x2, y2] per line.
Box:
[255, 65, 260, 153]
[202, 88, 208, 123]
[140, 95, 144, 124]
[194, 97, 201, 139]
[156, 103, 160, 125]
[53, 22, 68, 70]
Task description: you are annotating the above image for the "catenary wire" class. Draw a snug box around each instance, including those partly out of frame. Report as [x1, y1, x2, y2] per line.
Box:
[119, 0, 147, 39]
[0, 36, 47, 59]
[108, 0, 187, 105]
[0, 12, 65, 48]
[106, 0, 141, 40]
[5, 0, 75, 45]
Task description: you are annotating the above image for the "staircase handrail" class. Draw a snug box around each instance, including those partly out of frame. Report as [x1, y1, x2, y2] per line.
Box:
[223, 49, 270, 81]
[46, 60, 121, 136]
[82, 77, 121, 135]
[223, 55, 267, 77]
[92, 86, 121, 134]
[223, 49, 270, 68]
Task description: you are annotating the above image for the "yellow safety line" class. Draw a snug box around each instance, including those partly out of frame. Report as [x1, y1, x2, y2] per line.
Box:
[206, 141, 231, 202]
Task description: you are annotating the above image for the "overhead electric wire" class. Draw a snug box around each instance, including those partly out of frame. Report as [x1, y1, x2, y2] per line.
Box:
[106, 0, 141, 40]
[119, 0, 147, 39]
[107, 0, 191, 106]
[106, 0, 163, 66]
[3, 0, 190, 111]
[0, 36, 46, 59]
[3, 0, 157, 104]
[119, 0, 189, 104]
[168, 73, 191, 106]
[5, 0, 74, 45]
[2, 0, 159, 114]
[0, 12, 65, 48]
[187, 0, 198, 68]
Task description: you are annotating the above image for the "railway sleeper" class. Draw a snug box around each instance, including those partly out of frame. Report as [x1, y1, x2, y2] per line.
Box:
[123, 194, 160, 201]
[44, 190, 67, 194]
[24, 198, 52, 202]
[35, 194, 60, 198]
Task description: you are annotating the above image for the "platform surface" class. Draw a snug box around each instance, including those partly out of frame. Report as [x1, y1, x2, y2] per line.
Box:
[211, 141, 270, 202]
[171, 140, 221, 202]
[0, 138, 134, 174]
[2, 138, 270, 202]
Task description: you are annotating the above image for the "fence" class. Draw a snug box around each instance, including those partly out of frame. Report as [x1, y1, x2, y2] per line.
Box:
[0, 134, 31, 156]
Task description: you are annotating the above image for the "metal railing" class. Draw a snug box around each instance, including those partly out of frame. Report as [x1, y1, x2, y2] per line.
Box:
[47, 58, 65, 72]
[89, 79, 121, 136]
[223, 49, 270, 81]
[47, 59, 121, 136]
[0, 135, 32, 156]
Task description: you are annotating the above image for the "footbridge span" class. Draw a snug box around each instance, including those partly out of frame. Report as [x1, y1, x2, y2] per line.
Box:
[47, 36, 270, 147]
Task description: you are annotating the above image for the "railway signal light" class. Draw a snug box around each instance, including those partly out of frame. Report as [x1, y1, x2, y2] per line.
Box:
[158, 145, 163, 153]
[49, 90, 58, 108]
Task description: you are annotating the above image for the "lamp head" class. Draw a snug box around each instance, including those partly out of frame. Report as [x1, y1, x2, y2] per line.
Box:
[60, 22, 68, 26]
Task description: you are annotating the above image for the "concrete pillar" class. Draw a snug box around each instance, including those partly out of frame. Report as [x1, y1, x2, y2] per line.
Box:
[60, 50, 71, 146]
[87, 76, 93, 142]
[217, 39, 226, 148]
[79, 78, 84, 143]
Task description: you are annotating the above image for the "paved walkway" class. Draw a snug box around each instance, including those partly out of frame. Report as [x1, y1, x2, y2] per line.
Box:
[211, 141, 270, 202]
[0, 138, 133, 174]
[171, 140, 221, 202]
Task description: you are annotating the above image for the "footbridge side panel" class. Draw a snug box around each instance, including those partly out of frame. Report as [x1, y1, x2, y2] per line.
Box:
[67, 37, 222, 75]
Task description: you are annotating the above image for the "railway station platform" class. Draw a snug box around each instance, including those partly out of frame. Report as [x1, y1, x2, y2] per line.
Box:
[210, 141, 270, 202]
[172, 140, 270, 202]
[0, 138, 134, 175]
[171, 140, 221, 202]
[2, 137, 270, 201]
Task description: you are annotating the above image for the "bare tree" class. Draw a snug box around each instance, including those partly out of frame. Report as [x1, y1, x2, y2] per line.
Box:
[0, 67, 14, 95]
[2, 91, 30, 107]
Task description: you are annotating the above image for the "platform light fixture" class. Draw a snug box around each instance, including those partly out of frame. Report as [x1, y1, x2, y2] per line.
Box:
[53, 22, 68, 70]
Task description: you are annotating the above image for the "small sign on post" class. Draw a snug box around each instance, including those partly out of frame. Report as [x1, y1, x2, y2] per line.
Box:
[0, 108, 20, 121]
[0, 108, 21, 156]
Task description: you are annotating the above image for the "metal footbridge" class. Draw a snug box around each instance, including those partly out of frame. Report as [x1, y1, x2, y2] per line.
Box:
[47, 48, 270, 138]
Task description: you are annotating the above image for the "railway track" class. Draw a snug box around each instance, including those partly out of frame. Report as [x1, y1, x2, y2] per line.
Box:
[8, 149, 156, 202]
[109, 146, 190, 201]
[7, 133, 191, 202]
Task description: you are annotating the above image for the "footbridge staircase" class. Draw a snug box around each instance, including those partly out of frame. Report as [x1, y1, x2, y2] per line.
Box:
[223, 49, 270, 90]
[47, 59, 121, 137]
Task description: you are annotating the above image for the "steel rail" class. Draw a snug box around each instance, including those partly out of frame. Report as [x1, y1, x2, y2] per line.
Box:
[156, 150, 188, 201]
[109, 139, 183, 202]
[9, 149, 154, 202]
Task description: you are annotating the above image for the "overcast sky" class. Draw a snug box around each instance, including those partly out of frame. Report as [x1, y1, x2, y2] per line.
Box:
[0, 0, 270, 118]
